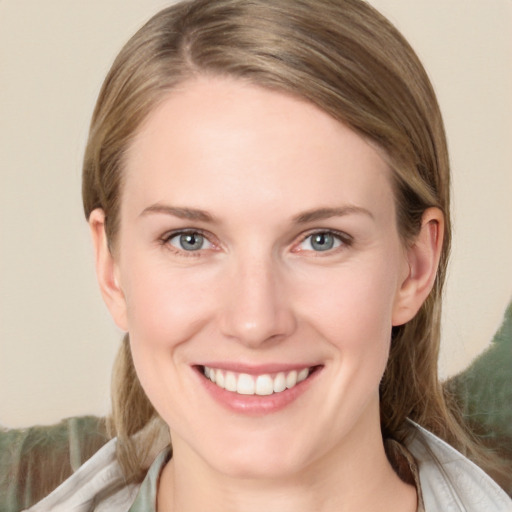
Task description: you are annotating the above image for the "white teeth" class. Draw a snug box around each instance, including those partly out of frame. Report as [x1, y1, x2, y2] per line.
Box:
[203, 366, 311, 395]
[237, 373, 255, 395]
[286, 370, 297, 389]
[273, 372, 286, 393]
[297, 368, 309, 382]
[216, 370, 225, 389]
[225, 371, 237, 392]
[255, 375, 274, 396]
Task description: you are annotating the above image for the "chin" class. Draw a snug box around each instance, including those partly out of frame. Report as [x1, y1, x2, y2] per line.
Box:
[196, 431, 318, 480]
[214, 452, 307, 480]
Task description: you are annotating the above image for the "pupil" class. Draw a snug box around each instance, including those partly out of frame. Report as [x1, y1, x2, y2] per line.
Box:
[180, 233, 203, 250]
[312, 233, 334, 251]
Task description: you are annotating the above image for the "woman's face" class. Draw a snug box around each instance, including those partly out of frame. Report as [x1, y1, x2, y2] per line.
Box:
[104, 77, 416, 478]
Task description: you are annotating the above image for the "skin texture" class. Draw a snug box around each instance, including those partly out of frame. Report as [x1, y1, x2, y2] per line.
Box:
[90, 77, 443, 511]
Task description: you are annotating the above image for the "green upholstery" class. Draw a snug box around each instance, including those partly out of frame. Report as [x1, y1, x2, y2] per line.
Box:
[447, 300, 511, 440]
[0, 416, 108, 511]
[446, 299, 512, 493]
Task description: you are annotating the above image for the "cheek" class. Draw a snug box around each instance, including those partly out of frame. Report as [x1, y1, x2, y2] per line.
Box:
[120, 258, 220, 418]
[121, 256, 217, 350]
[299, 259, 399, 345]
[278, 258, 402, 442]
[296, 255, 401, 395]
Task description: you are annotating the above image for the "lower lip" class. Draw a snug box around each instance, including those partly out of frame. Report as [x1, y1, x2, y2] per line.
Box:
[195, 366, 322, 415]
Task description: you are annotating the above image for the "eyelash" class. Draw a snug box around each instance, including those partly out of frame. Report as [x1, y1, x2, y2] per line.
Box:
[160, 229, 215, 257]
[159, 229, 353, 257]
[293, 229, 353, 255]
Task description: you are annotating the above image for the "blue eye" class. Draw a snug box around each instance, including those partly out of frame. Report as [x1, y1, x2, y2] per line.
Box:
[168, 232, 212, 251]
[299, 232, 345, 252]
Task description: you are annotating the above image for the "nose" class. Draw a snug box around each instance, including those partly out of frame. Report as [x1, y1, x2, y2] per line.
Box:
[218, 254, 297, 348]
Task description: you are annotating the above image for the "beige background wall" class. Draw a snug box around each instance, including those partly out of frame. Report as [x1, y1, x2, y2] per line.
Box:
[1, 1, 511, 428]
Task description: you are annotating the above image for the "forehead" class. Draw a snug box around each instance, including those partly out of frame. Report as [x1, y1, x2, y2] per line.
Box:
[122, 76, 394, 222]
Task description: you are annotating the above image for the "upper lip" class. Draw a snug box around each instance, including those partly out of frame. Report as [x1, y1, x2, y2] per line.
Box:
[196, 362, 321, 375]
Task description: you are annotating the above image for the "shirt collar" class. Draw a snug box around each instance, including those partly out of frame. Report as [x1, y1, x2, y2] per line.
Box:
[128, 447, 172, 512]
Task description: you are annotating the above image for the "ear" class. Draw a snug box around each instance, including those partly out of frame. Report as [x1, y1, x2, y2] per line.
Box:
[89, 209, 128, 331]
[392, 207, 444, 326]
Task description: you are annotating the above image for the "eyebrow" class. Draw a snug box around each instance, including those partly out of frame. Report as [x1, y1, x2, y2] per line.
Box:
[292, 206, 374, 223]
[140, 203, 373, 224]
[140, 204, 214, 222]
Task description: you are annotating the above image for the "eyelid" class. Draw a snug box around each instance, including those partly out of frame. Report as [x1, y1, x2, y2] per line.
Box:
[160, 228, 219, 255]
[292, 229, 353, 253]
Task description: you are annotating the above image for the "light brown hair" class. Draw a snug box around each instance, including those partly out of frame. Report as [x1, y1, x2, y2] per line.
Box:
[82, 0, 500, 482]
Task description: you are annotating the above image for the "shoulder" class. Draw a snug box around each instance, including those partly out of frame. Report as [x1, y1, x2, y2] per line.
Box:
[407, 422, 512, 512]
[19, 416, 170, 512]
[23, 438, 141, 512]
[0, 416, 109, 512]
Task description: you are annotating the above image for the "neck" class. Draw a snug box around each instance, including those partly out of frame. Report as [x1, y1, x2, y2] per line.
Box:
[157, 407, 416, 512]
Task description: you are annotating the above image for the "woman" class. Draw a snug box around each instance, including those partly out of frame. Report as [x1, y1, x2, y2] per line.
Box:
[24, 0, 512, 510]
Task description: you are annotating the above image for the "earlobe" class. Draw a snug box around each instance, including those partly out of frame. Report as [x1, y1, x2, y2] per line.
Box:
[392, 208, 444, 326]
[89, 209, 128, 331]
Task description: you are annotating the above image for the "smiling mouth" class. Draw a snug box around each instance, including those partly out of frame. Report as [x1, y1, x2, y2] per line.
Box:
[200, 366, 319, 396]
